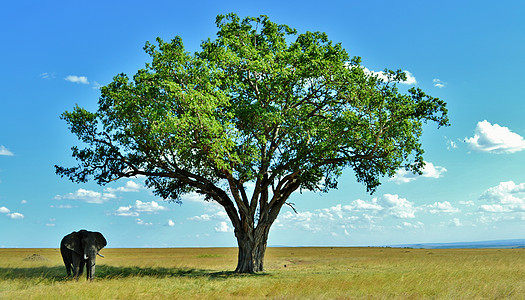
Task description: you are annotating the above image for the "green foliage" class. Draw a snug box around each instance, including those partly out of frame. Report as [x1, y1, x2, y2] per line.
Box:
[57, 13, 448, 198]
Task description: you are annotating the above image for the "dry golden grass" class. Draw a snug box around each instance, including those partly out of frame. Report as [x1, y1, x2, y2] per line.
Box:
[1, 247, 524, 299]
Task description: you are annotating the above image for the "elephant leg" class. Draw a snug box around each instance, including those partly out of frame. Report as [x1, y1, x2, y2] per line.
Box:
[86, 263, 91, 280]
[71, 255, 82, 280]
[62, 256, 72, 277]
[61, 250, 73, 277]
[79, 259, 85, 276]
[65, 263, 72, 277]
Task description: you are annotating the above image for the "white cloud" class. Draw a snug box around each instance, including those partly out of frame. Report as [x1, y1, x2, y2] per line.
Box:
[399, 221, 424, 229]
[424, 201, 460, 214]
[65, 75, 89, 84]
[136, 218, 153, 226]
[348, 199, 383, 211]
[40, 72, 51, 79]
[105, 180, 141, 193]
[445, 137, 458, 150]
[188, 214, 212, 222]
[115, 206, 139, 217]
[465, 120, 525, 153]
[180, 192, 223, 212]
[378, 194, 416, 219]
[421, 162, 447, 179]
[0, 145, 14, 156]
[39, 72, 57, 79]
[51, 204, 74, 209]
[275, 193, 418, 237]
[479, 204, 512, 213]
[277, 211, 320, 233]
[449, 218, 462, 227]
[1, 207, 24, 219]
[134, 200, 167, 213]
[188, 211, 228, 222]
[54, 188, 116, 204]
[390, 161, 447, 184]
[478, 181, 525, 213]
[392, 171, 416, 184]
[181, 192, 205, 202]
[361, 67, 417, 85]
[478, 212, 525, 224]
[168, 219, 175, 227]
[8, 212, 24, 219]
[20, 200, 27, 204]
[341, 225, 351, 236]
[216, 211, 228, 219]
[319, 205, 344, 220]
[179, 191, 227, 212]
[433, 78, 446, 88]
[115, 200, 167, 217]
[480, 181, 525, 203]
[92, 81, 102, 90]
[215, 221, 233, 233]
[403, 71, 417, 85]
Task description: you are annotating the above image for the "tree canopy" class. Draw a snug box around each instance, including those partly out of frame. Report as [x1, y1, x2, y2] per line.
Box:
[57, 13, 449, 273]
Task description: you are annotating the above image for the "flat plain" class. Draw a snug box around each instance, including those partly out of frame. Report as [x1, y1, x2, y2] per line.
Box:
[1, 247, 524, 299]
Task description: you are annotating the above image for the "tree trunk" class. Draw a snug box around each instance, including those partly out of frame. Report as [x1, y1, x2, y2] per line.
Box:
[234, 223, 271, 273]
[230, 179, 295, 273]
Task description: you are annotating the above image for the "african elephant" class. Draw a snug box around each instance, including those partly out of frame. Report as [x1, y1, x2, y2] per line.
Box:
[60, 229, 107, 281]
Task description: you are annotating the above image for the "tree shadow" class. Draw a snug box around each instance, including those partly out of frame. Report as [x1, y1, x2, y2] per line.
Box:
[0, 265, 269, 282]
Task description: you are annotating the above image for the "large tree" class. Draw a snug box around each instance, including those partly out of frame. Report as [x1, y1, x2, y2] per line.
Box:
[56, 14, 449, 273]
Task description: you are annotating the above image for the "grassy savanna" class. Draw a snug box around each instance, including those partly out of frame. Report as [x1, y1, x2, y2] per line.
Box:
[1, 247, 524, 299]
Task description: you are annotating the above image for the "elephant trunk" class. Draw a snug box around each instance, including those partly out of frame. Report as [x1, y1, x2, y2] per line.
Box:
[85, 248, 98, 281]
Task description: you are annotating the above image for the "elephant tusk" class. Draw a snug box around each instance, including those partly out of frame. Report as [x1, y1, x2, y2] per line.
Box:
[97, 253, 104, 258]
[84, 254, 88, 260]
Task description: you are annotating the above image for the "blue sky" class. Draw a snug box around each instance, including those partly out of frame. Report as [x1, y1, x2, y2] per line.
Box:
[2, 0, 525, 248]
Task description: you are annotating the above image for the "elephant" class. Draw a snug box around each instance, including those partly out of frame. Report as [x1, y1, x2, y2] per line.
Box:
[60, 229, 107, 281]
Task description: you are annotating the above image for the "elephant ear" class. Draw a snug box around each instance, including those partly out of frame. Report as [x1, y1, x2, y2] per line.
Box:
[93, 232, 107, 250]
[63, 232, 82, 254]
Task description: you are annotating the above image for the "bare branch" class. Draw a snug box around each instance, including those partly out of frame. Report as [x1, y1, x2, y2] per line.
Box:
[285, 202, 298, 214]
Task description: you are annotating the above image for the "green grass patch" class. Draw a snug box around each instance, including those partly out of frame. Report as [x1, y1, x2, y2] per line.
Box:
[1, 247, 524, 299]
